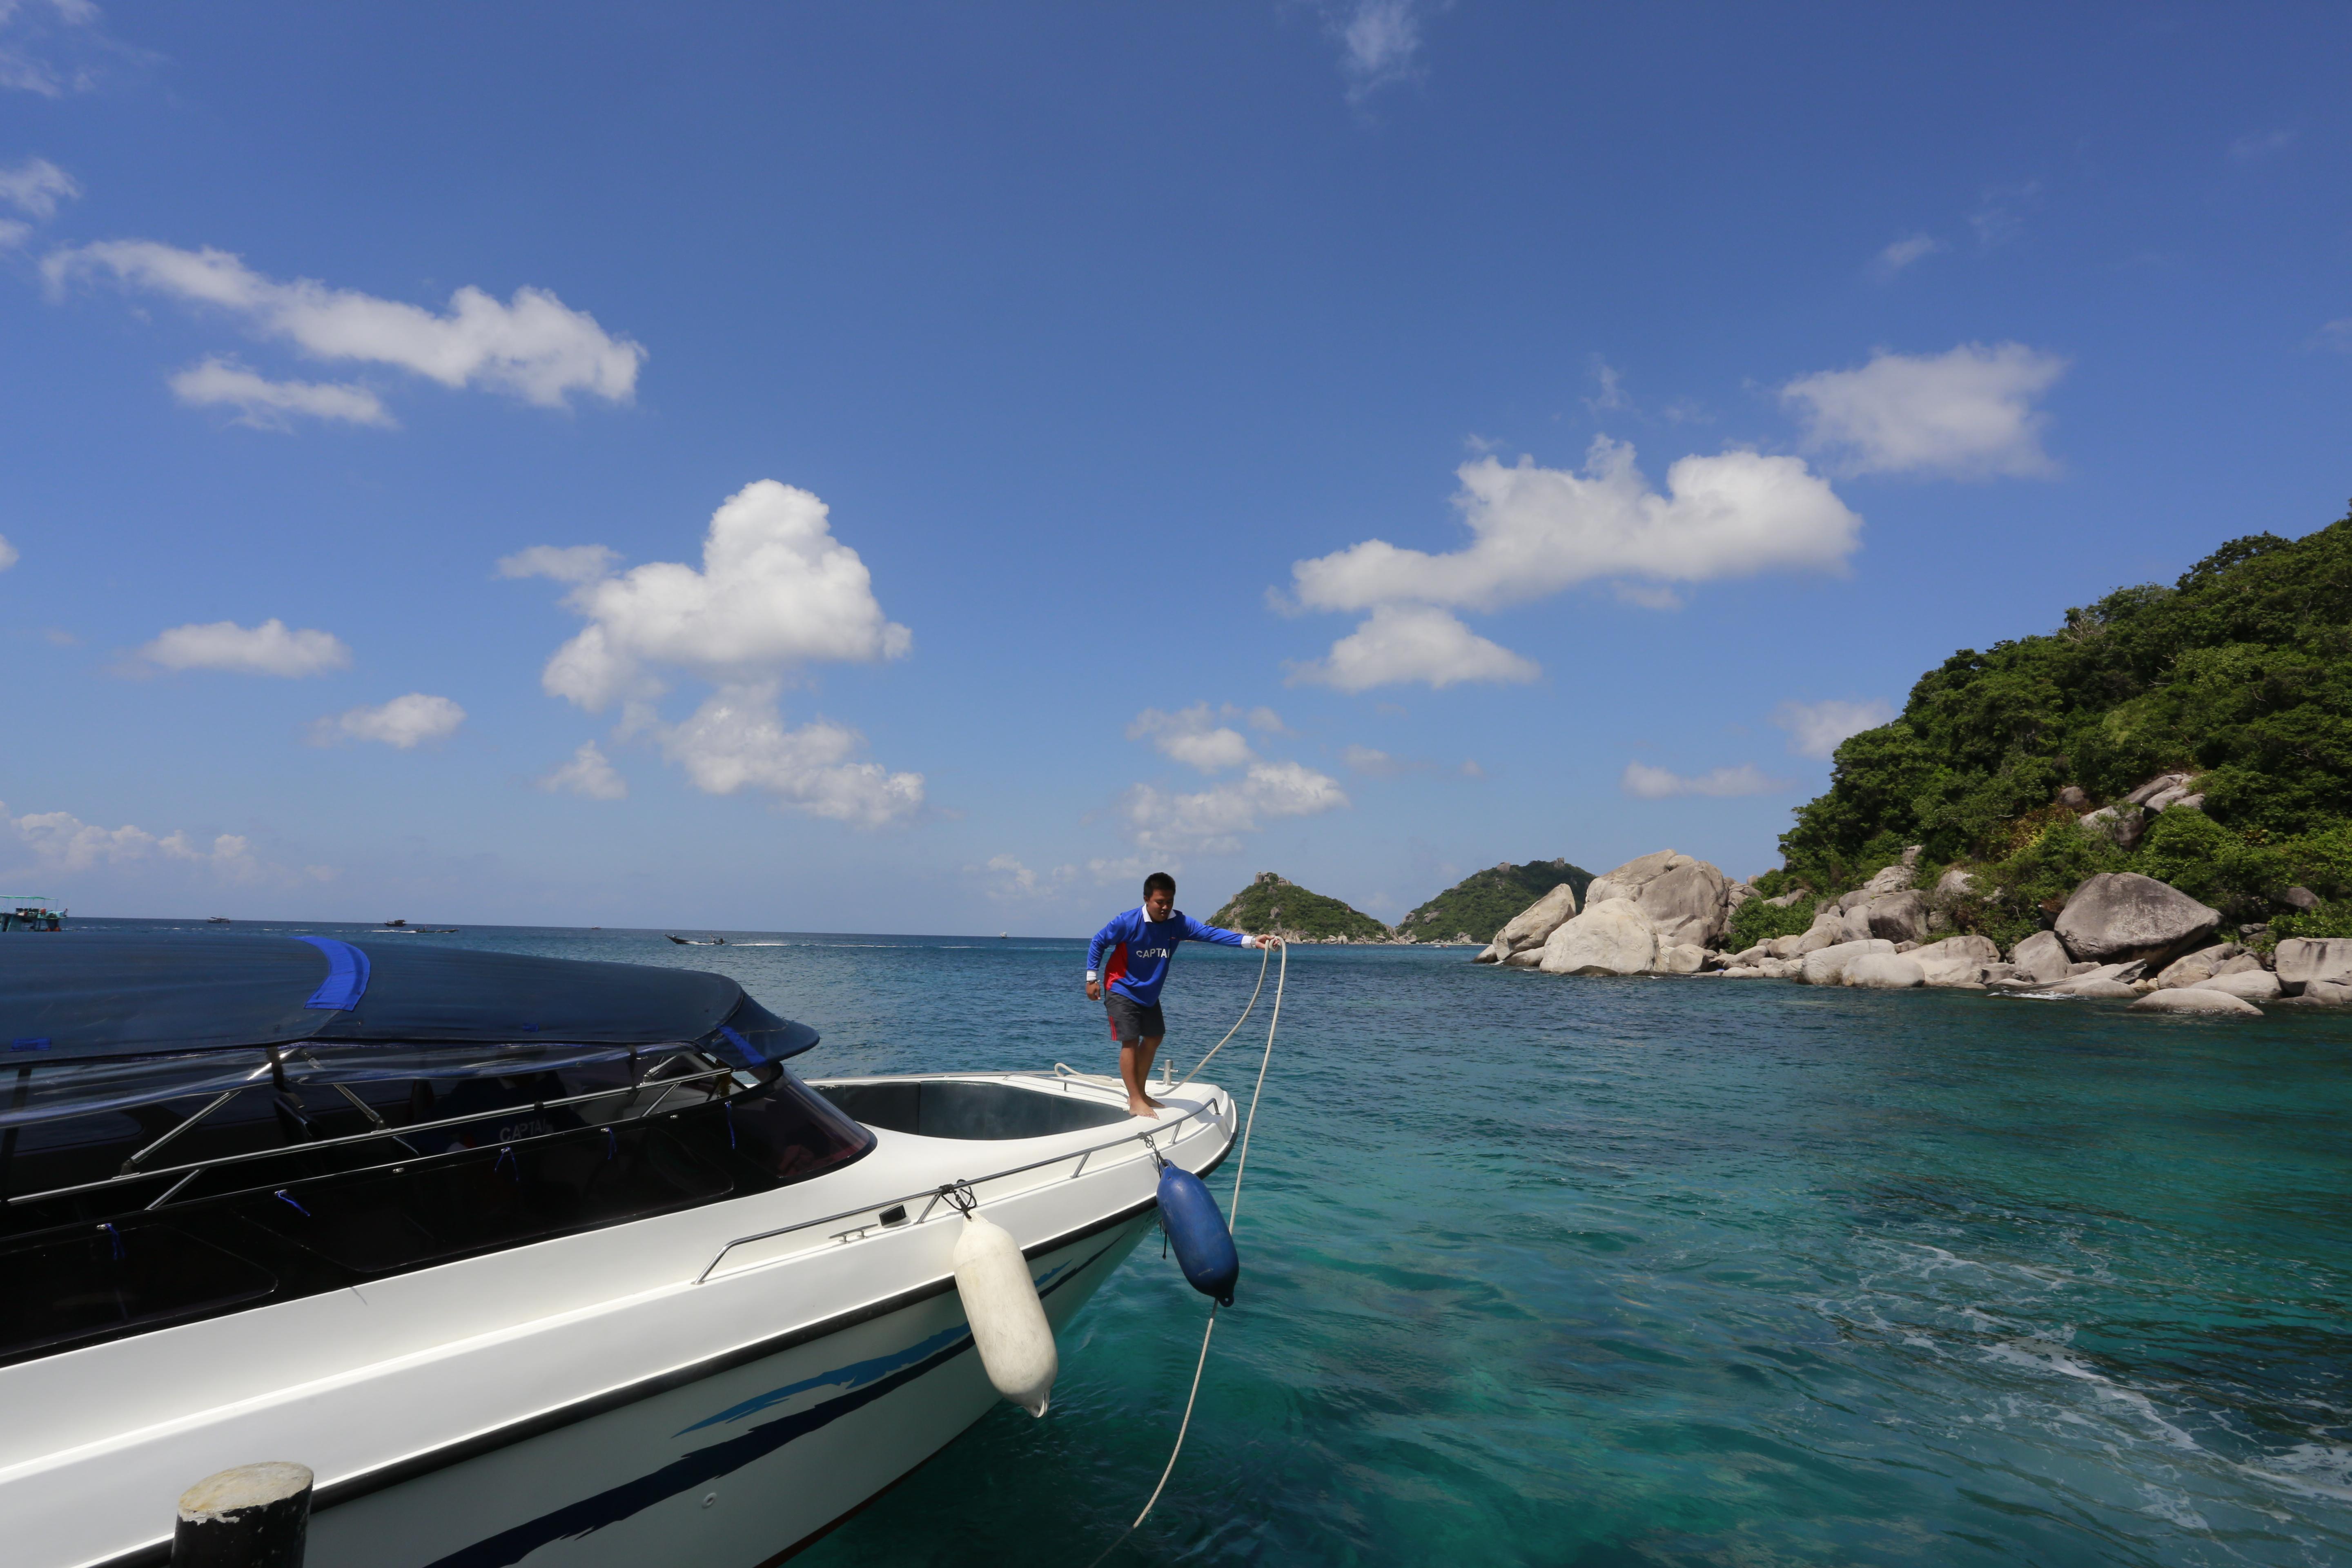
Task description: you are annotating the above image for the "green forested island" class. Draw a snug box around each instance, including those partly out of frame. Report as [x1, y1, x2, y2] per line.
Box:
[1210, 872, 1391, 942]
[1754, 507, 2352, 947]
[1396, 859, 1593, 943]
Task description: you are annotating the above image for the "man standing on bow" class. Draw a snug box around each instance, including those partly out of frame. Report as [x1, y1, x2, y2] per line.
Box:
[1086, 871, 1283, 1118]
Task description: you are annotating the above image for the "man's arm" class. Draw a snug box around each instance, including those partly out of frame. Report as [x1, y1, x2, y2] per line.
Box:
[1182, 915, 1279, 949]
[1085, 912, 1127, 1000]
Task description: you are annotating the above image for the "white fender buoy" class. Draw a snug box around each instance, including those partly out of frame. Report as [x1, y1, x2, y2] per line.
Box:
[951, 1210, 1057, 1417]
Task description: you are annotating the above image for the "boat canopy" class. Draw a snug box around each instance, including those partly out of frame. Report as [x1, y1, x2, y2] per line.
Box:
[0, 935, 817, 1068]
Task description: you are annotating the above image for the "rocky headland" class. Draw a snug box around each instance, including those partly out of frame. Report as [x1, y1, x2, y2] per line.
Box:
[1461, 510, 2352, 1015]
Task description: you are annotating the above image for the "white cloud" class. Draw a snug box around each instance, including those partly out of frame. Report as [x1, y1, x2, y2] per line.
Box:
[169, 357, 393, 430]
[0, 155, 75, 217]
[1459, 758, 1485, 778]
[1969, 180, 2040, 250]
[0, 218, 27, 250]
[1874, 234, 1943, 277]
[497, 543, 620, 584]
[538, 740, 627, 800]
[1620, 761, 1788, 800]
[1291, 439, 1861, 614]
[44, 240, 644, 408]
[0, 534, 16, 571]
[1289, 604, 1540, 692]
[1773, 697, 1895, 759]
[658, 685, 923, 828]
[2319, 319, 2352, 354]
[1326, 0, 1425, 102]
[967, 853, 1076, 900]
[0, 799, 266, 881]
[1087, 854, 1168, 888]
[0, 0, 101, 97]
[1123, 760, 1348, 857]
[1127, 703, 1256, 772]
[1245, 706, 1289, 735]
[2230, 129, 2296, 161]
[311, 693, 466, 749]
[138, 618, 351, 677]
[532, 480, 911, 712]
[1782, 343, 2068, 479]
[1342, 744, 1400, 775]
[1586, 355, 1629, 412]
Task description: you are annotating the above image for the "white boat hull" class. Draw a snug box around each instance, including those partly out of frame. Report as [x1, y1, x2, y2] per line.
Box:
[0, 1072, 1234, 1568]
[318, 1213, 1153, 1568]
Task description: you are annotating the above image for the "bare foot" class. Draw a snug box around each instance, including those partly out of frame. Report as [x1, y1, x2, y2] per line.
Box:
[1128, 1099, 1163, 1118]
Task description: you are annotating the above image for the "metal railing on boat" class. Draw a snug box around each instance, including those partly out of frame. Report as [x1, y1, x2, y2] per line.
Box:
[4, 1058, 740, 1211]
[694, 1082, 1232, 1285]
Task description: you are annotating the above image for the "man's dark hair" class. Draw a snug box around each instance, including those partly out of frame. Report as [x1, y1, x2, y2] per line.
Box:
[1143, 871, 1176, 899]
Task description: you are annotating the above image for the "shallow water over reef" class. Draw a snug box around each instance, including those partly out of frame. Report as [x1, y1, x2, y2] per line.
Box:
[91, 921, 2352, 1564]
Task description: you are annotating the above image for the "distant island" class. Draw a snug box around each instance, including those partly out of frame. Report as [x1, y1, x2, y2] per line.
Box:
[1396, 858, 1592, 944]
[1207, 858, 1594, 945]
[1210, 872, 1390, 942]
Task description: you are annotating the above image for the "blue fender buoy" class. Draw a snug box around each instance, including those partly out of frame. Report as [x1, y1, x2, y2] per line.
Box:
[1157, 1164, 1239, 1306]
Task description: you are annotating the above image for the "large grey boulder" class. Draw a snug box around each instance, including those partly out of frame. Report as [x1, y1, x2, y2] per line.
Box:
[2292, 978, 2352, 1007]
[1844, 953, 1926, 989]
[1502, 947, 1545, 968]
[2047, 962, 2138, 995]
[1653, 943, 1707, 975]
[1477, 882, 1579, 964]
[2009, 930, 2073, 985]
[1910, 934, 1999, 987]
[2274, 937, 2352, 990]
[2057, 784, 2089, 810]
[2131, 987, 2260, 1016]
[2152, 943, 2242, 989]
[2080, 803, 2148, 850]
[2054, 873, 2221, 963]
[1537, 898, 1657, 976]
[1800, 938, 1895, 987]
[2195, 968, 2282, 1002]
[1865, 891, 1930, 945]
[2125, 771, 2194, 807]
[2281, 886, 2321, 913]
[1931, 867, 1977, 905]
[1583, 851, 1734, 947]
[1763, 888, 1809, 909]
[2060, 979, 2140, 999]
[1793, 909, 1846, 954]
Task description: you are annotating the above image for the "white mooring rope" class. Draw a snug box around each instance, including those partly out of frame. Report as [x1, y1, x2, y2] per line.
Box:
[1090, 942, 1289, 1563]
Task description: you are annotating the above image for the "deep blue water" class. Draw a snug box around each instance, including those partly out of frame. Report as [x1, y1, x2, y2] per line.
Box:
[76, 920, 2352, 1565]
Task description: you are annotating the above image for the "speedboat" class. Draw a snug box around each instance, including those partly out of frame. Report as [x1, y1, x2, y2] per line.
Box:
[0, 935, 1234, 1566]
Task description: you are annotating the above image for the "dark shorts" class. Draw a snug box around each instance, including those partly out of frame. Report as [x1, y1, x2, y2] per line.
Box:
[1105, 994, 1166, 1045]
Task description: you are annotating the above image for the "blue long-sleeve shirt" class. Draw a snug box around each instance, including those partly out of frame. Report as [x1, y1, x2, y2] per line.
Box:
[1087, 908, 1256, 1007]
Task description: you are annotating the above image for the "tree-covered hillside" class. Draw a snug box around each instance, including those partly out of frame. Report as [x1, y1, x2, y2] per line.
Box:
[1778, 507, 2352, 940]
[1210, 873, 1392, 941]
[1396, 858, 1594, 943]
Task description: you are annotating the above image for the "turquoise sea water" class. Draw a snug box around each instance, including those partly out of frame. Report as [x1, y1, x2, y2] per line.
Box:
[83, 920, 2352, 1565]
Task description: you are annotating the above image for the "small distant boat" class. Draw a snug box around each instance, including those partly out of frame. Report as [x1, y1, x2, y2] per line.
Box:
[668, 935, 728, 945]
[999, 932, 1009, 939]
[0, 896, 63, 932]
[206, 916, 232, 925]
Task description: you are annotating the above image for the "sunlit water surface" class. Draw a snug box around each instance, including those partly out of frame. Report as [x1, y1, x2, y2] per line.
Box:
[84, 920, 2352, 1566]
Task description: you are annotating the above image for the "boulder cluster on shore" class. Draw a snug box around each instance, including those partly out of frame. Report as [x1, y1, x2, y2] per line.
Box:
[1475, 846, 2351, 1016]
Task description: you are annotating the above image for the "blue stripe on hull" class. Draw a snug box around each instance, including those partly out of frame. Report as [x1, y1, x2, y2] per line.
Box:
[424, 1238, 1120, 1568]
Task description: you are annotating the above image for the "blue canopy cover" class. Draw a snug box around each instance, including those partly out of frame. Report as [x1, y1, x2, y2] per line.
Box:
[0, 935, 817, 1067]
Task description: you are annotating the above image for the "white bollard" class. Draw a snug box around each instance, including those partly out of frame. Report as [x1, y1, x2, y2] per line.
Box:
[171, 1462, 313, 1568]
[951, 1211, 1057, 1417]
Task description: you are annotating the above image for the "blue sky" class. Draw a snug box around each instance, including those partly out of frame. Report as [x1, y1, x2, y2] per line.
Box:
[2, 2, 2347, 932]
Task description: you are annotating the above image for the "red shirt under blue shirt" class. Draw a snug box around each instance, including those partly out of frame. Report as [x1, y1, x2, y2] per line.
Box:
[1086, 908, 1262, 1008]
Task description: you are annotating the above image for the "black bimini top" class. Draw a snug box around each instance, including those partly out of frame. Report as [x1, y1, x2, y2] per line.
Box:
[0, 934, 817, 1067]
